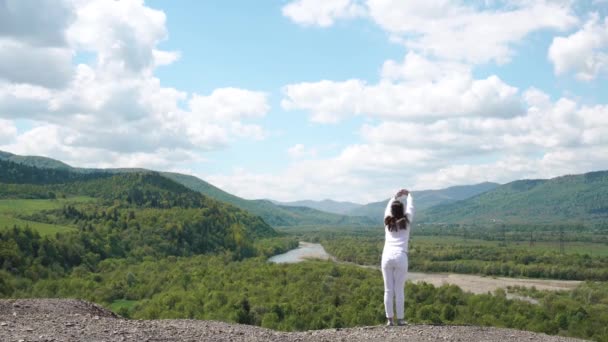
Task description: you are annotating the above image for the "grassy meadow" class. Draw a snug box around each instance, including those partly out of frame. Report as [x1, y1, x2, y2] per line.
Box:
[0, 197, 94, 236]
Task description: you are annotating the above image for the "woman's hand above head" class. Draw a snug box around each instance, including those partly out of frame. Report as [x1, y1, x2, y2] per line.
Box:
[395, 189, 409, 198]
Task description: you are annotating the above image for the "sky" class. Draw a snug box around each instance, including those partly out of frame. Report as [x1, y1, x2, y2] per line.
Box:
[0, 0, 607, 203]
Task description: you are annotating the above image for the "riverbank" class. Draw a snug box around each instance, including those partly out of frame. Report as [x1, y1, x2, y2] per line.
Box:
[270, 242, 582, 296]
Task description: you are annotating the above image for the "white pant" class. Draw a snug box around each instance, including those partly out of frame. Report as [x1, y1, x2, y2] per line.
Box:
[381, 251, 408, 319]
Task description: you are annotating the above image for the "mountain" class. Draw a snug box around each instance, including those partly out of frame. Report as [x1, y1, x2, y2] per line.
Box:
[0, 151, 374, 227]
[0, 150, 72, 170]
[0, 158, 281, 286]
[162, 172, 374, 227]
[420, 171, 608, 224]
[349, 182, 500, 219]
[270, 199, 362, 215]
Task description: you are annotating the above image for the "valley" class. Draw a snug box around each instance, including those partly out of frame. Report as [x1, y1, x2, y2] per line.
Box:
[1, 152, 608, 341]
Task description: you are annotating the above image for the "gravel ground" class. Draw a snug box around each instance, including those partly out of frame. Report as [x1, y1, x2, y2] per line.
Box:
[0, 299, 589, 342]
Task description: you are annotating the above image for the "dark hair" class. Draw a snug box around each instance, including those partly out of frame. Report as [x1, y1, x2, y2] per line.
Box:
[385, 216, 408, 232]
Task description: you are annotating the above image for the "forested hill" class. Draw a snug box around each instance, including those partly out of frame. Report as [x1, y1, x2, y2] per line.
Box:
[0, 158, 276, 237]
[0, 151, 375, 227]
[420, 170, 608, 224]
[0, 150, 72, 170]
[349, 182, 500, 219]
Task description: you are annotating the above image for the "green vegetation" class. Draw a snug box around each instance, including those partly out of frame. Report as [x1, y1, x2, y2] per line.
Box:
[295, 225, 608, 281]
[420, 171, 608, 224]
[1, 151, 375, 227]
[0, 198, 96, 236]
[0, 217, 75, 236]
[0, 150, 72, 169]
[2, 255, 608, 341]
[0, 198, 90, 214]
[2, 152, 608, 341]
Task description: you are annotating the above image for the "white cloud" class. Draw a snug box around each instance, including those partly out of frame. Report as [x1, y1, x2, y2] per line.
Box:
[288, 144, 318, 158]
[381, 52, 471, 82]
[0, 0, 75, 88]
[281, 79, 366, 123]
[282, 0, 365, 27]
[153, 49, 181, 67]
[0, 39, 73, 88]
[0, 118, 17, 144]
[0, 0, 75, 47]
[282, 53, 521, 123]
[282, 0, 578, 64]
[0, 0, 271, 171]
[0, 122, 205, 170]
[216, 88, 608, 202]
[549, 13, 608, 80]
[371, 0, 578, 64]
[189, 88, 269, 122]
[413, 144, 608, 190]
[186, 88, 270, 147]
[67, 0, 175, 75]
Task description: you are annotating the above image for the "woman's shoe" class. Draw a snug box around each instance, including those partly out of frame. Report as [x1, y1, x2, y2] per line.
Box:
[386, 318, 394, 326]
[397, 319, 407, 326]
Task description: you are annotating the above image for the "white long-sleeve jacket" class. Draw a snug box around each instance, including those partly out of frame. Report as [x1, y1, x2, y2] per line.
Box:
[383, 193, 415, 255]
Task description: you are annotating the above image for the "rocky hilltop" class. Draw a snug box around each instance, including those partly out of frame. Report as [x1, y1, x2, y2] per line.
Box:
[0, 299, 587, 342]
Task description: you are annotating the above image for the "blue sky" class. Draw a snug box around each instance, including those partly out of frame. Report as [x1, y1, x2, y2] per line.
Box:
[0, 0, 607, 202]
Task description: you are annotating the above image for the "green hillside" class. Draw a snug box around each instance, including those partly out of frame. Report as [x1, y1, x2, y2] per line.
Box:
[350, 182, 500, 218]
[163, 172, 374, 227]
[1, 160, 277, 247]
[1, 151, 374, 227]
[420, 171, 608, 224]
[0, 151, 72, 169]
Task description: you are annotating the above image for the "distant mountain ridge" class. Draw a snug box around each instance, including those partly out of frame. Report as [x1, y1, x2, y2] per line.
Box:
[162, 172, 375, 227]
[6, 150, 606, 225]
[0, 150, 73, 170]
[419, 171, 608, 224]
[0, 150, 374, 227]
[270, 199, 362, 215]
[348, 182, 500, 219]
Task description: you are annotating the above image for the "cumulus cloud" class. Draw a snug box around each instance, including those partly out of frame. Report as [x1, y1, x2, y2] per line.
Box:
[381, 52, 471, 82]
[282, 53, 521, 123]
[367, 0, 577, 64]
[189, 88, 269, 122]
[0, 122, 206, 170]
[0, 0, 271, 170]
[67, 0, 176, 75]
[0, 118, 17, 144]
[282, 0, 578, 64]
[367, 0, 578, 64]
[0, 40, 73, 89]
[549, 13, 608, 80]
[0, 0, 74, 47]
[287, 144, 318, 159]
[0, 1, 75, 88]
[413, 144, 608, 190]
[282, 0, 365, 27]
[215, 87, 608, 202]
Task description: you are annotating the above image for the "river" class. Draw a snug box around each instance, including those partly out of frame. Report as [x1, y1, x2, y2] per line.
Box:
[268, 242, 335, 263]
[269, 242, 581, 298]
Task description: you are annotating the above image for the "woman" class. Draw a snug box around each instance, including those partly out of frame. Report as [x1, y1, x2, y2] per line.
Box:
[382, 188, 414, 326]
